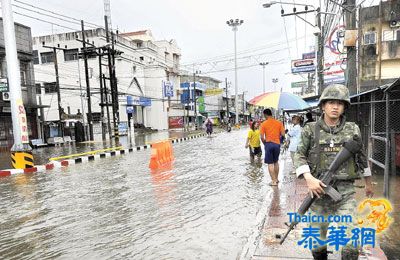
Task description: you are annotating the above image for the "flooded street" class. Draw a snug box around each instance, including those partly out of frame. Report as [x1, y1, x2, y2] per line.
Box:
[0, 130, 271, 259]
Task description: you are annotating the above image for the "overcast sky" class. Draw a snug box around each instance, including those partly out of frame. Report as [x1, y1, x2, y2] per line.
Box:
[11, 0, 380, 100]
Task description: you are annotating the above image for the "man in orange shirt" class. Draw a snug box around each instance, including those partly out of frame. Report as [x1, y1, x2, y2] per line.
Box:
[259, 108, 285, 186]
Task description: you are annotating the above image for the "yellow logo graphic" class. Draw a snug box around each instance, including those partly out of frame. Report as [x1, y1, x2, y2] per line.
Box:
[357, 198, 393, 233]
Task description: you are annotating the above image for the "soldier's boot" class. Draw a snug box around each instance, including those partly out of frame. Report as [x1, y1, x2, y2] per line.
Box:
[312, 250, 328, 260]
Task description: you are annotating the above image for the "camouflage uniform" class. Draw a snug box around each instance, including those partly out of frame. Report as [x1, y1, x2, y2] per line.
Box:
[294, 84, 371, 260]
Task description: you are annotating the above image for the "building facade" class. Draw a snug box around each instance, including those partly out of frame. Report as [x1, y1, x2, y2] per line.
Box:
[33, 28, 181, 140]
[0, 19, 39, 149]
[359, 0, 400, 92]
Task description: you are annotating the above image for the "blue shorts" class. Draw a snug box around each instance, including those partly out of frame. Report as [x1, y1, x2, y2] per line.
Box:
[264, 142, 280, 164]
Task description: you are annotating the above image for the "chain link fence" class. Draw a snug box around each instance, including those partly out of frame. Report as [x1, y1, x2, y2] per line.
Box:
[348, 79, 400, 197]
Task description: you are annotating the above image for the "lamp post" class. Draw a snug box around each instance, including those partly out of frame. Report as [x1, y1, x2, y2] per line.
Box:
[272, 78, 279, 92]
[226, 18, 243, 125]
[259, 62, 268, 94]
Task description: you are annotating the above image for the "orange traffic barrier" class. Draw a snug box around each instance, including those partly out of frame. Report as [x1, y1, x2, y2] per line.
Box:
[148, 140, 174, 169]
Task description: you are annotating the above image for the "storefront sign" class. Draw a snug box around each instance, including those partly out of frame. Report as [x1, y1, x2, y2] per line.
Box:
[127, 96, 151, 107]
[17, 99, 29, 143]
[291, 81, 307, 89]
[0, 78, 8, 92]
[163, 81, 174, 97]
[168, 116, 184, 129]
[205, 88, 223, 96]
[291, 59, 316, 74]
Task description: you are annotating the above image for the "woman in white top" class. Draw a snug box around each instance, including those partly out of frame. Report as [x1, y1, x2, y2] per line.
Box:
[287, 115, 302, 163]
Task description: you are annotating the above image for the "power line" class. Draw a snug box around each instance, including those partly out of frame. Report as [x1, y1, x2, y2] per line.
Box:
[12, 3, 98, 30]
[12, 10, 78, 31]
[14, 0, 104, 29]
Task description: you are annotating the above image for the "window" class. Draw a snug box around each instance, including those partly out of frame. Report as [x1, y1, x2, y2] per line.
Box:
[64, 48, 79, 61]
[40, 51, 54, 64]
[397, 30, 400, 42]
[35, 83, 41, 94]
[20, 71, 26, 85]
[364, 32, 376, 45]
[33, 50, 39, 64]
[91, 112, 101, 122]
[382, 30, 395, 41]
[44, 82, 57, 93]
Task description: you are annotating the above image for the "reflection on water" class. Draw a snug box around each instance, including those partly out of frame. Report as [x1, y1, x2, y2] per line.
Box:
[0, 130, 195, 169]
[0, 129, 272, 259]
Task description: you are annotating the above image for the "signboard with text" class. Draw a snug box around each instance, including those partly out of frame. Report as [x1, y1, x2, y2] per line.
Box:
[168, 116, 184, 129]
[291, 59, 316, 74]
[205, 88, 223, 96]
[163, 81, 174, 97]
[324, 25, 346, 85]
[291, 81, 307, 89]
[0, 78, 8, 92]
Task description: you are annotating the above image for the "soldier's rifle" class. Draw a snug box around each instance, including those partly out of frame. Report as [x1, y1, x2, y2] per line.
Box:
[280, 137, 362, 244]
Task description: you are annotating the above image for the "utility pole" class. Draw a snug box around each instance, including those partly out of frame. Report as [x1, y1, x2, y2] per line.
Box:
[263, 2, 328, 95]
[225, 78, 229, 121]
[316, 8, 324, 95]
[242, 91, 247, 121]
[53, 47, 63, 137]
[105, 15, 119, 141]
[103, 74, 112, 139]
[193, 73, 197, 129]
[76, 50, 87, 140]
[81, 20, 94, 141]
[42, 44, 64, 137]
[344, 0, 357, 95]
[1, 0, 33, 168]
[98, 49, 106, 140]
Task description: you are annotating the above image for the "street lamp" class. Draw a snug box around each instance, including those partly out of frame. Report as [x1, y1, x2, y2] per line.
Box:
[259, 62, 268, 94]
[272, 78, 279, 92]
[226, 18, 243, 125]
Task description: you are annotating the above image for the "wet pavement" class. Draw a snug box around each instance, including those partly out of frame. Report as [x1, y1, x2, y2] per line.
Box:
[0, 129, 205, 169]
[249, 154, 400, 260]
[0, 128, 270, 259]
[0, 128, 399, 259]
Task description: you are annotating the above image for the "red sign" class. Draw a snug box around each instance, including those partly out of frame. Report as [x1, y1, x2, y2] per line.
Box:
[168, 116, 184, 129]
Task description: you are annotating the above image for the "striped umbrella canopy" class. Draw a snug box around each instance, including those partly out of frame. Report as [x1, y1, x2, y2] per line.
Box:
[249, 92, 310, 110]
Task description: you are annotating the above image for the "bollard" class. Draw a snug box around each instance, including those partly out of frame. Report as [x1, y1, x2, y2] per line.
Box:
[11, 151, 34, 169]
[149, 149, 160, 170]
[148, 140, 174, 169]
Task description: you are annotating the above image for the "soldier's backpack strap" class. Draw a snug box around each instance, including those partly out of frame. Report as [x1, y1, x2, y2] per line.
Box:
[314, 122, 321, 176]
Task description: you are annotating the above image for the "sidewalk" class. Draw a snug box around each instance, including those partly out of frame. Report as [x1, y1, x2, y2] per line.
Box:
[249, 153, 388, 260]
[0, 128, 209, 170]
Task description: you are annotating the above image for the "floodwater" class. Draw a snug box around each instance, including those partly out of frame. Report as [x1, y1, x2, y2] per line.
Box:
[0, 130, 200, 169]
[0, 129, 271, 259]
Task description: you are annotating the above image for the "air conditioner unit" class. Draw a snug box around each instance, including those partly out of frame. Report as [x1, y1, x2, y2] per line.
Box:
[2, 92, 10, 101]
[389, 20, 400, 28]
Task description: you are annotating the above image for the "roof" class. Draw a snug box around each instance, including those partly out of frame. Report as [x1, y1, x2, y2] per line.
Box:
[384, 78, 400, 93]
[119, 30, 149, 36]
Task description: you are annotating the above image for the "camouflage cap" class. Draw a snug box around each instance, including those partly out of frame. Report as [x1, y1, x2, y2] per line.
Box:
[318, 84, 350, 106]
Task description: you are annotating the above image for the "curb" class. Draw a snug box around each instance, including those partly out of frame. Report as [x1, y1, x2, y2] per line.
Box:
[0, 133, 208, 177]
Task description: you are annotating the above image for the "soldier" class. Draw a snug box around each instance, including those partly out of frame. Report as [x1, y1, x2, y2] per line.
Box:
[294, 84, 373, 260]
